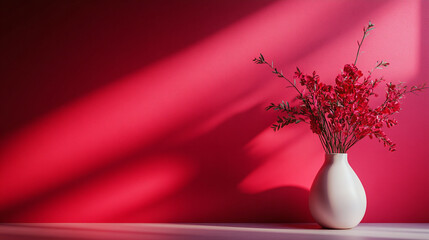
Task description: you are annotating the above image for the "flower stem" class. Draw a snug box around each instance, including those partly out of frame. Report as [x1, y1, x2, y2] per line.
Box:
[354, 21, 374, 66]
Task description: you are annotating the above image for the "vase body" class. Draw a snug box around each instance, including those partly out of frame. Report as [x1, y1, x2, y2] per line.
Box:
[309, 153, 366, 229]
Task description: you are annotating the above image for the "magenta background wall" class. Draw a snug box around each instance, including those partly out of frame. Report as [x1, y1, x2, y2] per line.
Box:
[1, 0, 428, 222]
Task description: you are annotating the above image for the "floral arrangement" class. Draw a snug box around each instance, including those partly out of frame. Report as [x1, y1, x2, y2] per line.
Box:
[254, 22, 426, 153]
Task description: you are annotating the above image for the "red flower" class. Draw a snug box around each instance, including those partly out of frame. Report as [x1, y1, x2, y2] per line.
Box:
[256, 22, 426, 153]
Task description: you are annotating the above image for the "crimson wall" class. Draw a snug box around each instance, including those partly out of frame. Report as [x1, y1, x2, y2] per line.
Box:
[1, 0, 428, 222]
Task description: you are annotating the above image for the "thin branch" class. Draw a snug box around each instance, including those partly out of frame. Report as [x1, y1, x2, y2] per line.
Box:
[354, 21, 374, 66]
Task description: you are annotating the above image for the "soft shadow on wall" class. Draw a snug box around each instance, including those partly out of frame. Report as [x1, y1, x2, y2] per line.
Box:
[0, 0, 275, 136]
[0, 0, 315, 222]
[0, 0, 428, 222]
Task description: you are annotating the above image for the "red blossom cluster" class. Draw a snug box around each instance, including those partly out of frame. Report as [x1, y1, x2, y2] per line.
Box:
[256, 22, 426, 153]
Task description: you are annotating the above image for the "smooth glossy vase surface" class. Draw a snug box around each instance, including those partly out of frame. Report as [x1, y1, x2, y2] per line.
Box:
[309, 153, 366, 229]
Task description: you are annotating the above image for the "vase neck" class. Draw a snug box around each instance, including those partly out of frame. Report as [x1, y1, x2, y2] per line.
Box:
[325, 153, 348, 163]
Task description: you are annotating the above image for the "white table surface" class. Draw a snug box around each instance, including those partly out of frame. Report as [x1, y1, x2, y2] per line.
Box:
[0, 223, 428, 240]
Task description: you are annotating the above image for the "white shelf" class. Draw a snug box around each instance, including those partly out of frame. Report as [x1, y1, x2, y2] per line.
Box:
[1, 223, 428, 240]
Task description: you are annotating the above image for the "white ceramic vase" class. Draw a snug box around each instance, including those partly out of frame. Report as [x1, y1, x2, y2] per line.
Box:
[309, 153, 366, 229]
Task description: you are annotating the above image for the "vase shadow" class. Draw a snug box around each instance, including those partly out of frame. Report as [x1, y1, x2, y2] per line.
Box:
[234, 185, 313, 223]
[282, 223, 322, 229]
